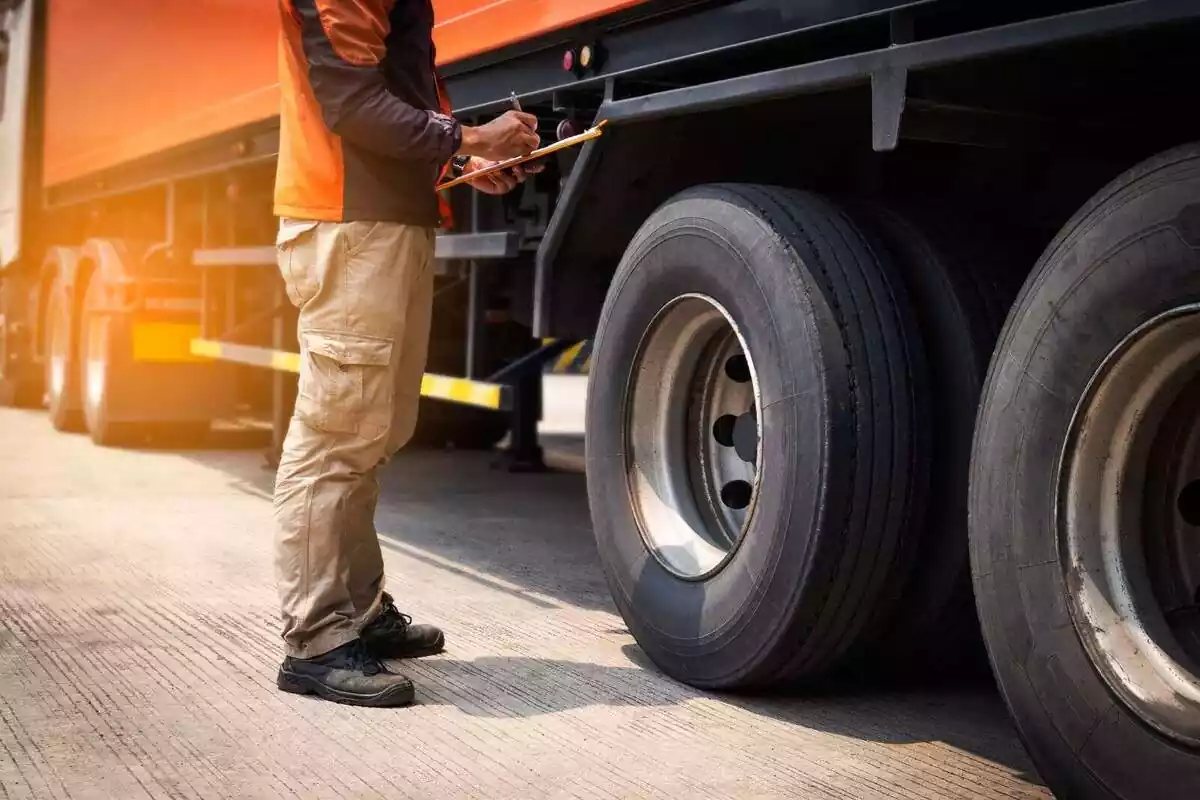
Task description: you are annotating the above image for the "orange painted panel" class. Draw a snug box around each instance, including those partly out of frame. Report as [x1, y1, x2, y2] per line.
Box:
[43, 0, 281, 188]
[433, 0, 650, 62]
[43, 0, 648, 188]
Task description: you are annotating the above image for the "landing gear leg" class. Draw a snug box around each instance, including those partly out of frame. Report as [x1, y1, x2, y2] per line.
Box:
[499, 369, 546, 473]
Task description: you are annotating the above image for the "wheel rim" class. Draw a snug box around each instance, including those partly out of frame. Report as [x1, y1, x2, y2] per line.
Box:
[623, 294, 762, 580]
[47, 290, 69, 405]
[83, 280, 108, 419]
[1059, 303, 1200, 746]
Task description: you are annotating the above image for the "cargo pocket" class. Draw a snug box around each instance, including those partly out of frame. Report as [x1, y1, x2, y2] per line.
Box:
[296, 330, 395, 438]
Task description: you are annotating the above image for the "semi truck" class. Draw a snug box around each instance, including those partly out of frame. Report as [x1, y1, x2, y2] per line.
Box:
[3, 1, 1200, 796]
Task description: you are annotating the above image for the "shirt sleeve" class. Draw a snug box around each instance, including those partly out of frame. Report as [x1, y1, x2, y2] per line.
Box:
[292, 0, 462, 163]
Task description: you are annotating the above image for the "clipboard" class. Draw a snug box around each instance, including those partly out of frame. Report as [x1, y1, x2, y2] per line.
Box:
[437, 120, 608, 191]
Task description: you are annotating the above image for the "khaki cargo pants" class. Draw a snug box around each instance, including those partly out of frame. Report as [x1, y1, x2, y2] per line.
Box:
[272, 218, 435, 659]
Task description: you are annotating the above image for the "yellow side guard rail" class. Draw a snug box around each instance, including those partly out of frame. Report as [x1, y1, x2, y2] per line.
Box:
[191, 339, 509, 411]
[542, 338, 592, 375]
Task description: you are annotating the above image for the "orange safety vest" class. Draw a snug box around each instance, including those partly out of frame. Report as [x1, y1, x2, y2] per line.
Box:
[434, 74, 456, 231]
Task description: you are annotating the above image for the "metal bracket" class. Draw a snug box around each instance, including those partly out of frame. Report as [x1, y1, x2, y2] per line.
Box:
[435, 231, 520, 261]
[192, 232, 521, 269]
[872, 9, 914, 153]
[192, 247, 276, 268]
[871, 66, 907, 153]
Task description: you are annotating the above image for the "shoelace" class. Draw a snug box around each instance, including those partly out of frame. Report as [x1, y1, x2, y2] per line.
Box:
[377, 596, 413, 636]
[346, 640, 384, 676]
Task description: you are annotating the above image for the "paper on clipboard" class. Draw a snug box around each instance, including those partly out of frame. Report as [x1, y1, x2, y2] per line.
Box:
[437, 120, 608, 191]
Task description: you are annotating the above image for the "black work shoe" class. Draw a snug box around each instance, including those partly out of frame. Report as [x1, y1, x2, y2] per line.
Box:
[360, 592, 446, 659]
[277, 640, 415, 707]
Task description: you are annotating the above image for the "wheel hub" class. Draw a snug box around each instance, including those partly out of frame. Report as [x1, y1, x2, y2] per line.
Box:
[1059, 303, 1200, 746]
[624, 294, 762, 580]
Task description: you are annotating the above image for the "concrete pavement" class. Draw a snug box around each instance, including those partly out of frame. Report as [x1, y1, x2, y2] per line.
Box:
[0, 406, 1049, 799]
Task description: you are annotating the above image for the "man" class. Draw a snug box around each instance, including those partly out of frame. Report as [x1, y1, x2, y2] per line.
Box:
[270, 0, 541, 708]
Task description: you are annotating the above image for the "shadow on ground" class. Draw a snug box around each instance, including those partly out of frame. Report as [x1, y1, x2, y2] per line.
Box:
[172, 432, 1043, 789]
[396, 650, 1042, 788]
[179, 432, 612, 611]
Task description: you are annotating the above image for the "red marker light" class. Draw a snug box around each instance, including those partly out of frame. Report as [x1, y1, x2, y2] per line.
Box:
[563, 49, 575, 72]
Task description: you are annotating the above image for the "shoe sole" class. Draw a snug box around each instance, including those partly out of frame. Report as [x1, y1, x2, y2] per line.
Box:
[400, 639, 445, 659]
[276, 669, 415, 708]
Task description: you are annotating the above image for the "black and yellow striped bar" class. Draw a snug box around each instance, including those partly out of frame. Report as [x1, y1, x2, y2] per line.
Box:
[191, 339, 300, 372]
[191, 339, 510, 411]
[541, 338, 592, 375]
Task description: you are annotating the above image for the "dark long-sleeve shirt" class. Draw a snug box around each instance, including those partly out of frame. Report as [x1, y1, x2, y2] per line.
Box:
[274, 0, 460, 226]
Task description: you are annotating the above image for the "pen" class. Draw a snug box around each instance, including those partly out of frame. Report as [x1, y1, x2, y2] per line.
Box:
[509, 91, 534, 166]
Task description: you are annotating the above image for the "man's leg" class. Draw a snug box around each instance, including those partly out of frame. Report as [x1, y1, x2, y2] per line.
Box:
[343, 465, 385, 620]
[355, 245, 447, 659]
[341, 222, 435, 623]
[272, 220, 435, 706]
[382, 241, 434, 459]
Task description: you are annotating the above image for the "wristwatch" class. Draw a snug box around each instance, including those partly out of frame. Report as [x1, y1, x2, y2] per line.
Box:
[450, 155, 472, 178]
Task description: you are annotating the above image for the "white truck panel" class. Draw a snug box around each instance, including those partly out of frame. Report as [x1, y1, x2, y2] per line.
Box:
[0, 0, 32, 270]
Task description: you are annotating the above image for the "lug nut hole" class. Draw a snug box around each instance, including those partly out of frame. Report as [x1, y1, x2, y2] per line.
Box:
[712, 415, 737, 447]
[1178, 480, 1200, 526]
[724, 355, 751, 383]
[720, 480, 753, 510]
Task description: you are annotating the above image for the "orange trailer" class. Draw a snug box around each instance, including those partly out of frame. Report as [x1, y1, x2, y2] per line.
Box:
[5, 4, 1200, 797]
[41, 0, 649, 188]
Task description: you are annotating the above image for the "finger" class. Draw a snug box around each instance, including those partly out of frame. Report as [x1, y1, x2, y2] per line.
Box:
[511, 111, 539, 129]
[498, 171, 519, 191]
[487, 171, 515, 192]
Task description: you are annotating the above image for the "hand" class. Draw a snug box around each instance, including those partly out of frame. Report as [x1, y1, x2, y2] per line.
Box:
[459, 111, 540, 161]
[464, 158, 545, 196]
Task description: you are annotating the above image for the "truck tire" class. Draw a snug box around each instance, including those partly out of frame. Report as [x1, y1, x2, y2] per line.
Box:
[78, 270, 213, 448]
[586, 183, 929, 688]
[843, 203, 1023, 677]
[79, 270, 143, 446]
[45, 277, 86, 432]
[970, 142, 1200, 799]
